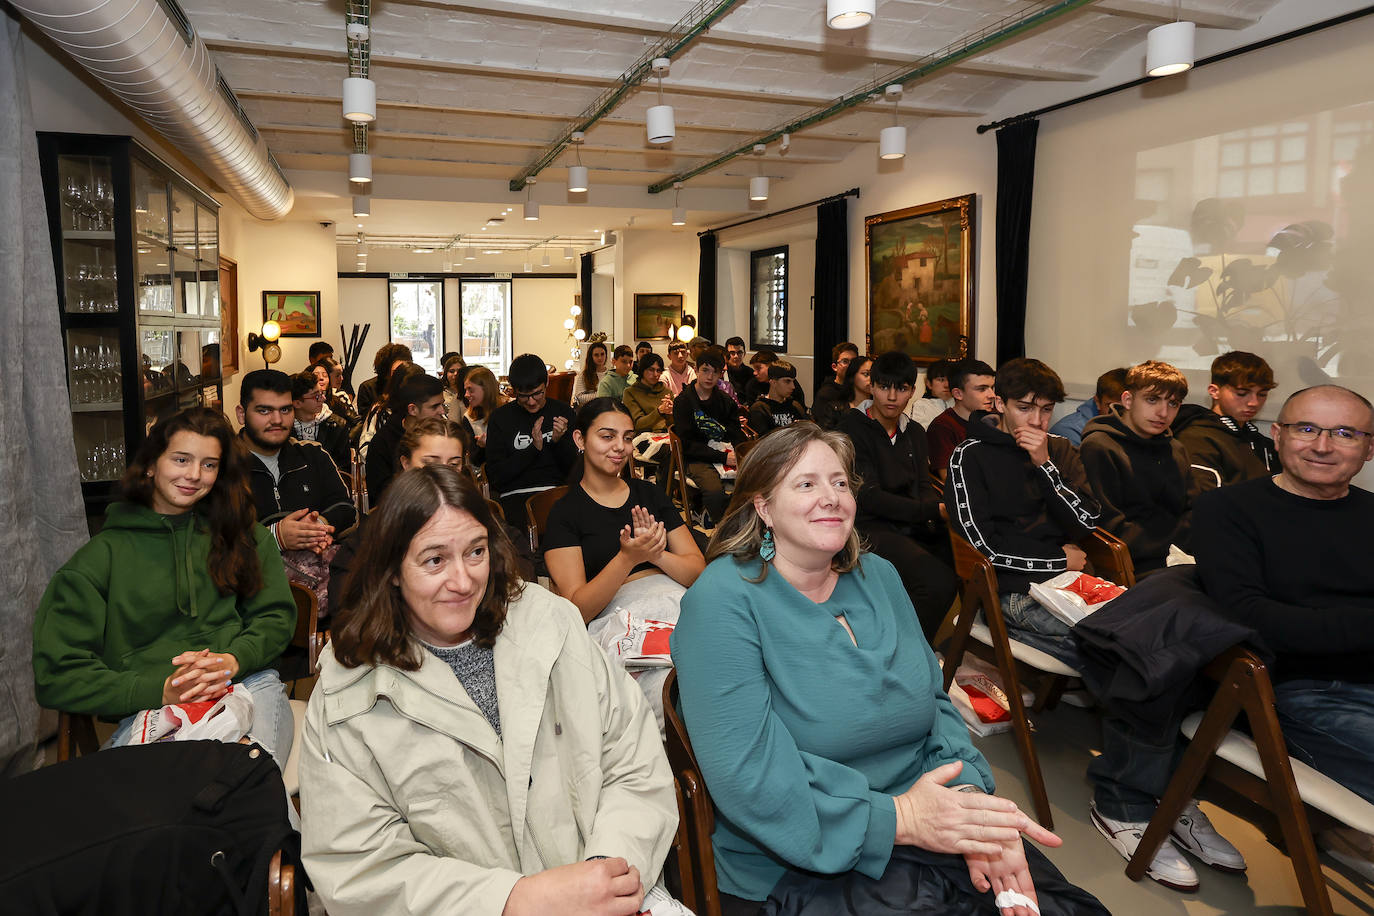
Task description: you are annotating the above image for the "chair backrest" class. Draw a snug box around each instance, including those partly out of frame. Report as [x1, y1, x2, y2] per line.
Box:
[1080, 528, 1136, 588]
[661, 670, 721, 916]
[524, 485, 569, 553]
[947, 529, 1001, 606]
[666, 431, 692, 523]
[287, 581, 322, 678]
[546, 371, 576, 404]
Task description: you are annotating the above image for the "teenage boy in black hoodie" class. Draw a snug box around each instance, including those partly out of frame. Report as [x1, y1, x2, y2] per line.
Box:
[812, 341, 860, 429]
[748, 360, 807, 436]
[486, 353, 578, 529]
[839, 351, 957, 642]
[1171, 350, 1279, 490]
[1081, 360, 1196, 576]
[672, 346, 743, 528]
[947, 357, 1100, 666]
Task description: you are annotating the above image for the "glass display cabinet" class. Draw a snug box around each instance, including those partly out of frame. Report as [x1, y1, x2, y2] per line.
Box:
[38, 133, 222, 519]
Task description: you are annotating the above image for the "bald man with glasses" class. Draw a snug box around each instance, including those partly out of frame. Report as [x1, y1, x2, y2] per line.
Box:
[1192, 384, 1374, 874]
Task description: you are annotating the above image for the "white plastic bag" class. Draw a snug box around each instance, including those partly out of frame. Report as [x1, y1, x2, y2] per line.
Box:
[1027, 571, 1126, 627]
[127, 685, 255, 745]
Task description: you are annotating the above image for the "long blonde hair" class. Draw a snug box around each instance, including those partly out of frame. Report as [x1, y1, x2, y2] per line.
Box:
[464, 366, 506, 421]
[706, 422, 864, 582]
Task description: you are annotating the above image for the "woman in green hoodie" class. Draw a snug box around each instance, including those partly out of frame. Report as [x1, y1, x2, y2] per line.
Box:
[33, 408, 297, 766]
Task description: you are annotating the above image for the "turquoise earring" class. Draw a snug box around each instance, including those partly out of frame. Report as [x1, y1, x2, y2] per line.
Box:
[760, 527, 776, 562]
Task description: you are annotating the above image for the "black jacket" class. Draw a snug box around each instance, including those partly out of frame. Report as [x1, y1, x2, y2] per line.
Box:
[812, 378, 848, 430]
[484, 399, 578, 497]
[295, 412, 351, 479]
[245, 436, 357, 533]
[354, 375, 381, 422]
[1080, 406, 1196, 575]
[363, 411, 405, 505]
[839, 407, 941, 535]
[748, 396, 806, 435]
[947, 411, 1099, 593]
[673, 384, 743, 463]
[1171, 404, 1278, 491]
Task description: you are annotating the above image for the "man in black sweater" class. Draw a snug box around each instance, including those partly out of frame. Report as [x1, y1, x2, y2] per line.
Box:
[947, 358, 1099, 666]
[1081, 360, 1196, 576]
[747, 359, 807, 436]
[839, 351, 957, 641]
[485, 353, 578, 529]
[1172, 350, 1279, 490]
[1195, 384, 1374, 870]
[672, 346, 743, 528]
[354, 342, 411, 422]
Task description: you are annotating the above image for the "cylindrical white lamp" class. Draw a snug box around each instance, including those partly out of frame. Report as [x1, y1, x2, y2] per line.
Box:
[568, 164, 589, 193]
[349, 153, 372, 186]
[342, 77, 377, 123]
[647, 104, 675, 144]
[352, 195, 370, 217]
[541, 250, 551, 267]
[1146, 21, 1195, 77]
[564, 247, 576, 260]
[749, 175, 769, 201]
[827, 0, 874, 30]
[672, 206, 687, 226]
[879, 125, 907, 160]
[524, 200, 540, 220]
[464, 247, 477, 260]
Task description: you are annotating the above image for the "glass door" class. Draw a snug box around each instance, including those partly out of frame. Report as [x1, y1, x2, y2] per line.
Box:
[389, 279, 444, 374]
[458, 280, 511, 376]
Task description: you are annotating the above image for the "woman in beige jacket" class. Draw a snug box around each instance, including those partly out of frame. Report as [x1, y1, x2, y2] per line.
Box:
[298, 466, 677, 916]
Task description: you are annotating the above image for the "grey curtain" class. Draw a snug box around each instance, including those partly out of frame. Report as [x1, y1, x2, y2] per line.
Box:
[0, 16, 89, 776]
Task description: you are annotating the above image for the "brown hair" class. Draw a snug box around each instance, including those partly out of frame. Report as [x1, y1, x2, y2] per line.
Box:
[333, 466, 524, 669]
[398, 417, 470, 470]
[122, 407, 262, 597]
[1211, 351, 1276, 391]
[706, 422, 863, 582]
[1126, 359, 1188, 402]
[463, 366, 505, 421]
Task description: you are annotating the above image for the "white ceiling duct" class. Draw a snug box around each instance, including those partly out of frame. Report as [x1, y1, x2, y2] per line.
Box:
[12, 0, 294, 220]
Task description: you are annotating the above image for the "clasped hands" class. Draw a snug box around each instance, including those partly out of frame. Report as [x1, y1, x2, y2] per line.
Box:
[894, 761, 1061, 916]
[618, 505, 667, 567]
[161, 649, 240, 705]
[278, 508, 334, 554]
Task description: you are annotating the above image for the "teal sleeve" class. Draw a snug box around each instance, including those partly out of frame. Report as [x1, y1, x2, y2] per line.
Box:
[32, 552, 166, 716]
[224, 526, 298, 675]
[875, 562, 995, 793]
[671, 570, 896, 880]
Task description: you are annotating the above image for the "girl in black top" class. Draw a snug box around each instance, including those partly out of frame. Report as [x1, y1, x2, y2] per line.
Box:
[543, 398, 704, 625]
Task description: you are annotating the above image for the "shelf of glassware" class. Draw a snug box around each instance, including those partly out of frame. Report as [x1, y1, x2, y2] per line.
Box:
[66, 327, 126, 482]
[57, 154, 121, 315]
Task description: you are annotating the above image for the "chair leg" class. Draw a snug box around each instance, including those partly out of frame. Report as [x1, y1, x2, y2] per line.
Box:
[940, 589, 977, 693]
[983, 605, 1053, 829]
[1031, 674, 1066, 714]
[1125, 673, 1243, 882]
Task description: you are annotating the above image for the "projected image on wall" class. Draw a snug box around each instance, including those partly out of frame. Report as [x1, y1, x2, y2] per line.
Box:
[1128, 101, 1374, 393]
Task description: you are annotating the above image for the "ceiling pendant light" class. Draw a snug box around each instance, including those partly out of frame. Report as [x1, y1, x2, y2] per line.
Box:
[671, 181, 687, 226]
[342, 77, 376, 123]
[541, 249, 551, 268]
[879, 84, 906, 160]
[564, 246, 576, 260]
[827, 0, 874, 30]
[749, 144, 769, 201]
[568, 131, 589, 193]
[523, 177, 540, 220]
[646, 58, 675, 145]
[352, 195, 371, 217]
[1146, 19, 1196, 77]
[349, 152, 372, 187]
[465, 246, 477, 260]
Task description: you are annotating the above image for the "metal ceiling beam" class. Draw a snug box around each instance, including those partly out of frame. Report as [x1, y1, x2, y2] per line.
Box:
[506, 0, 747, 192]
[647, 0, 1099, 194]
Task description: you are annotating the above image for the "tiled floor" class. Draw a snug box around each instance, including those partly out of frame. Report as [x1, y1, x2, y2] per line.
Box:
[971, 702, 1374, 914]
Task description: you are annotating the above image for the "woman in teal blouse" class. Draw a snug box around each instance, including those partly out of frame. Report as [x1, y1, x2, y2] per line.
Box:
[671, 423, 1105, 916]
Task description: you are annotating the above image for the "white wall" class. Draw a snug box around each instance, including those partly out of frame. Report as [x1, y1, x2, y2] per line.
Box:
[618, 228, 699, 353]
[513, 275, 580, 368]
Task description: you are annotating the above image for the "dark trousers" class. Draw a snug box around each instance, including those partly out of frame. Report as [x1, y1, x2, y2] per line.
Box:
[685, 462, 729, 522]
[860, 525, 959, 643]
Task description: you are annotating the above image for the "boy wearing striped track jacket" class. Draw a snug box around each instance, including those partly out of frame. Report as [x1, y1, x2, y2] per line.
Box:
[946, 357, 1100, 668]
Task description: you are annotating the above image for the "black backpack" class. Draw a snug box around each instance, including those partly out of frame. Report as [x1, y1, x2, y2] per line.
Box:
[0, 740, 304, 916]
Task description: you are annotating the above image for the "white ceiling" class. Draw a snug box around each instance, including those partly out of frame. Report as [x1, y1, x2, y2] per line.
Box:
[172, 0, 1291, 271]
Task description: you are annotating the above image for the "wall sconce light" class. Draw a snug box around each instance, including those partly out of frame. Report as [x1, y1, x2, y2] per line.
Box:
[247, 321, 283, 368]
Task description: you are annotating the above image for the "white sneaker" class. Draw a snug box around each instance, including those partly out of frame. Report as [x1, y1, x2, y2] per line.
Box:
[1091, 803, 1200, 891]
[1170, 799, 1246, 873]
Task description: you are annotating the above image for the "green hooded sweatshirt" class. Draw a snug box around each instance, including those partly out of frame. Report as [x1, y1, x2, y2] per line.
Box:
[622, 379, 673, 434]
[33, 501, 296, 718]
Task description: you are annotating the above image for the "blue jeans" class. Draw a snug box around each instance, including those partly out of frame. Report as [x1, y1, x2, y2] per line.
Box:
[104, 668, 294, 772]
[1274, 679, 1374, 805]
[998, 592, 1083, 671]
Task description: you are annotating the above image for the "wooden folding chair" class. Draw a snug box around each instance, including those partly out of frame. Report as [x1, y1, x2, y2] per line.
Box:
[56, 711, 101, 762]
[267, 849, 297, 916]
[1125, 647, 1374, 915]
[662, 669, 722, 916]
[666, 431, 693, 524]
[524, 485, 569, 555]
[275, 582, 324, 690]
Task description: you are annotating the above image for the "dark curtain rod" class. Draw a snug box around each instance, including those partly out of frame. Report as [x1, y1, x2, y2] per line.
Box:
[700, 187, 860, 237]
[977, 5, 1374, 134]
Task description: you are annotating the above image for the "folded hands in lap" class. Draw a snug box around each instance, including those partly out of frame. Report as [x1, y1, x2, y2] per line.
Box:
[894, 760, 1061, 916]
[503, 857, 643, 916]
[161, 649, 240, 705]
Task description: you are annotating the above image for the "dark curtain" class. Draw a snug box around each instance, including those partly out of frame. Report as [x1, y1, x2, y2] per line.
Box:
[994, 118, 1039, 365]
[579, 252, 594, 334]
[813, 198, 848, 367]
[696, 232, 717, 341]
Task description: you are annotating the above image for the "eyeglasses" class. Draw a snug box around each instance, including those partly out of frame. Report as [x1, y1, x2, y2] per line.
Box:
[514, 387, 546, 402]
[1277, 422, 1374, 448]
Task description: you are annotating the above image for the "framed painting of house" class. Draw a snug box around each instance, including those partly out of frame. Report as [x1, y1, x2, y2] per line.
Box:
[865, 194, 975, 365]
